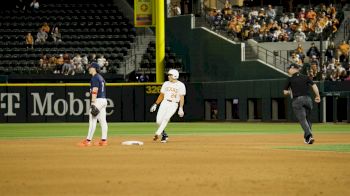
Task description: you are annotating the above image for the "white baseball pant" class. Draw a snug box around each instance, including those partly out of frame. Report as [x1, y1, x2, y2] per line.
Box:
[155, 100, 178, 136]
[87, 98, 108, 140]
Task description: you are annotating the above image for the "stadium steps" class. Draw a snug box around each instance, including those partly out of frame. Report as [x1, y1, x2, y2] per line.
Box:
[135, 35, 156, 69]
[332, 9, 350, 46]
[244, 44, 258, 60]
[194, 16, 288, 72]
[243, 39, 290, 72]
[117, 35, 155, 78]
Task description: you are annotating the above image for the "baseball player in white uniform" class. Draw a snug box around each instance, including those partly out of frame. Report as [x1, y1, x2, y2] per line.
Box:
[150, 69, 186, 143]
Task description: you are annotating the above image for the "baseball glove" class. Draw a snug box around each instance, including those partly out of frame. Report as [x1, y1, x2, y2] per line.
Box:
[90, 105, 100, 117]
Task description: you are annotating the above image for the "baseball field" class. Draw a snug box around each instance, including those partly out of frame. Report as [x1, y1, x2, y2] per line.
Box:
[0, 122, 350, 196]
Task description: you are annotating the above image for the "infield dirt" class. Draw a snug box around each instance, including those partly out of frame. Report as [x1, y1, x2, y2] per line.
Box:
[1, 133, 350, 196]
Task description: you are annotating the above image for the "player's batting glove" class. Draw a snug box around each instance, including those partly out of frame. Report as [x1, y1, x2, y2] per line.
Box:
[150, 104, 157, 112]
[178, 107, 184, 117]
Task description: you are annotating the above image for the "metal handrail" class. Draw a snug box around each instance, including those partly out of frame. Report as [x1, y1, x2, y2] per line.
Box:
[254, 45, 291, 71]
[344, 18, 350, 41]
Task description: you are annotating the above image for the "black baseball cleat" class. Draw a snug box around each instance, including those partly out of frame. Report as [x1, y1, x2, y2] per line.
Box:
[161, 135, 168, 143]
[307, 137, 315, 144]
[304, 136, 315, 144]
[161, 131, 168, 143]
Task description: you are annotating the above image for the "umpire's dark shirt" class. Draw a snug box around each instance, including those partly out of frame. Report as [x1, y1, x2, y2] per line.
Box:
[284, 72, 314, 97]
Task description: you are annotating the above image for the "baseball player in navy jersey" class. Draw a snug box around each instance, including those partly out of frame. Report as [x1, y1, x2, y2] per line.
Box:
[79, 63, 108, 147]
[150, 69, 186, 143]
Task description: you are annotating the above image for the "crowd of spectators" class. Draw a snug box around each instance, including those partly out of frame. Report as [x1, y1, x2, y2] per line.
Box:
[204, 1, 349, 81]
[206, 1, 343, 42]
[39, 53, 109, 75]
[15, 1, 61, 47]
[290, 40, 350, 81]
[23, 17, 96, 75]
[25, 22, 62, 48]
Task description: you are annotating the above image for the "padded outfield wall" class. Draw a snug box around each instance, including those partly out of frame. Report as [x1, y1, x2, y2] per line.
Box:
[0, 84, 160, 123]
[1, 81, 349, 123]
[0, 82, 292, 123]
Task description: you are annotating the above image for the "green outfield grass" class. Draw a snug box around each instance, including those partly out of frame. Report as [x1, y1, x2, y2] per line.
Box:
[0, 122, 349, 139]
[276, 144, 350, 152]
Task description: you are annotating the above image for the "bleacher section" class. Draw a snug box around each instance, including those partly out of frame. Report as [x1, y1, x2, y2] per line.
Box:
[204, 3, 344, 43]
[129, 40, 188, 82]
[0, 0, 136, 82]
[140, 41, 184, 70]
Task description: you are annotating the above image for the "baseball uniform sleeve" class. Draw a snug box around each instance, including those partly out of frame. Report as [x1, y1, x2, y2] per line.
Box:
[91, 77, 99, 88]
[160, 82, 167, 94]
[179, 83, 186, 95]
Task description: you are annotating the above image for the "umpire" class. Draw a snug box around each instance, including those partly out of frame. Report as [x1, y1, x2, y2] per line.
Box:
[283, 63, 321, 144]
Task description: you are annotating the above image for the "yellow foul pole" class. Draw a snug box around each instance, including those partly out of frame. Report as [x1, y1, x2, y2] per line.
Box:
[155, 0, 165, 83]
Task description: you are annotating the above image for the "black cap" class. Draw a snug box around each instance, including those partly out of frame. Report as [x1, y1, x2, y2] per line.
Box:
[287, 63, 301, 69]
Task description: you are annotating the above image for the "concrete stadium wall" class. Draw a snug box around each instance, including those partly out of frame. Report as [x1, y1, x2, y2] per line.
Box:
[253, 40, 329, 62]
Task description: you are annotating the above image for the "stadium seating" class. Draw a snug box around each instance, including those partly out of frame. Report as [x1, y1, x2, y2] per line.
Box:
[204, 3, 344, 42]
[140, 41, 184, 70]
[0, 0, 136, 77]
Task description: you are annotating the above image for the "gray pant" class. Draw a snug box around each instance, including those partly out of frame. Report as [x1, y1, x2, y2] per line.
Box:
[292, 96, 313, 139]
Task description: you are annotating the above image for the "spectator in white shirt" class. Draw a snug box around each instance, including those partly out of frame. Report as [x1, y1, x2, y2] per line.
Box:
[252, 21, 261, 33]
[266, 5, 276, 20]
[280, 13, 289, 24]
[288, 13, 298, 24]
[327, 58, 336, 70]
[72, 54, 83, 73]
[51, 27, 62, 42]
[30, 0, 39, 11]
[249, 7, 259, 19]
[294, 28, 306, 42]
[81, 54, 89, 67]
[97, 55, 109, 68]
[175, 4, 181, 16]
[35, 28, 47, 44]
[272, 27, 282, 42]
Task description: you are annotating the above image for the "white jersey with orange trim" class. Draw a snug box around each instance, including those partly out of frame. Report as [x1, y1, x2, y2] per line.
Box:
[160, 81, 186, 103]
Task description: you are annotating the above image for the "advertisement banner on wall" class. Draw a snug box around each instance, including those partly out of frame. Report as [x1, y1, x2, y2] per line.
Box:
[27, 86, 47, 123]
[0, 86, 121, 123]
[134, 0, 155, 27]
[0, 86, 7, 123]
[0, 84, 163, 123]
[65, 86, 89, 122]
[6, 87, 26, 123]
